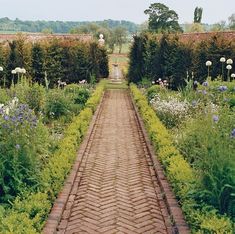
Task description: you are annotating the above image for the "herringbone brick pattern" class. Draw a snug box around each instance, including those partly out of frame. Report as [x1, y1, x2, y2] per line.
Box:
[57, 90, 171, 234]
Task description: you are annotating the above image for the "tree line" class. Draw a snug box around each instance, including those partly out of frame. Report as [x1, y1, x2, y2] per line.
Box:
[0, 35, 109, 87]
[0, 17, 138, 34]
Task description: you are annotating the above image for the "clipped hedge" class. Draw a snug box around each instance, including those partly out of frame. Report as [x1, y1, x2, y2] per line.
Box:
[130, 83, 234, 233]
[0, 80, 106, 234]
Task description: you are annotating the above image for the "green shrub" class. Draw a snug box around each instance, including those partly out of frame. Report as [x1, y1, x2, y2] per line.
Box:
[0, 212, 38, 234]
[178, 111, 235, 217]
[0, 100, 49, 203]
[26, 83, 46, 114]
[0, 88, 10, 104]
[44, 89, 71, 120]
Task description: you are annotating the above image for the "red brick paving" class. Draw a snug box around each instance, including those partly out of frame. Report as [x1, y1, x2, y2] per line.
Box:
[44, 89, 189, 234]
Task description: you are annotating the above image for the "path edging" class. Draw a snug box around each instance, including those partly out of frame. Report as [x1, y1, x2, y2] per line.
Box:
[129, 91, 190, 234]
[42, 93, 105, 234]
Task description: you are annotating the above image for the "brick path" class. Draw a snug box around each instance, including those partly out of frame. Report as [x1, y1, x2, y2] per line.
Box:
[45, 89, 188, 234]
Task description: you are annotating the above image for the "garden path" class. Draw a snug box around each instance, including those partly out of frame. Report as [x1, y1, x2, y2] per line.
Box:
[44, 89, 189, 234]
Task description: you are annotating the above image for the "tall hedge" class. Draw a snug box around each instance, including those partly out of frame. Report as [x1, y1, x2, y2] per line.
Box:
[128, 32, 235, 88]
[0, 36, 109, 87]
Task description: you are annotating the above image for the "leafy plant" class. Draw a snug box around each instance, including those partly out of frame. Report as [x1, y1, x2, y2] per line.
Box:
[130, 83, 234, 232]
[0, 99, 49, 202]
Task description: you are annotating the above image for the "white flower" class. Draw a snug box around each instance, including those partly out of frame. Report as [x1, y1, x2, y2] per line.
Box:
[5, 107, 9, 115]
[226, 65, 232, 70]
[226, 59, 233, 65]
[15, 67, 21, 73]
[220, 57, 226, 63]
[206, 61, 212, 66]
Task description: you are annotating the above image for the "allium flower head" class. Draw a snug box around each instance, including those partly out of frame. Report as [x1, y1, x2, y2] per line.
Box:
[202, 81, 208, 87]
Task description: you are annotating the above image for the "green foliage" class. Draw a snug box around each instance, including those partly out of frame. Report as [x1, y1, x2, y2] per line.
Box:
[44, 90, 71, 120]
[65, 84, 91, 105]
[147, 80, 235, 219]
[178, 111, 235, 216]
[146, 85, 162, 101]
[130, 83, 234, 232]
[0, 212, 38, 234]
[194, 35, 234, 82]
[128, 33, 193, 89]
[128, 34, 147, 83]
[31, 43, 45, 84]
[113, 27, 128, 54]
[98, 47, 109, 77]
[194, 7, 203, 23]
[26, 83, 46, 114]
[0, 100, 50, 203]
[0, 88, 10, 104]
[0, 18, 138, 34]
[228, 13, 235, 30]
[128, 32, 235, 88]
[2, 37, 109, 87]
[144, 3, 183, 33]
[45, 41, 63, 86]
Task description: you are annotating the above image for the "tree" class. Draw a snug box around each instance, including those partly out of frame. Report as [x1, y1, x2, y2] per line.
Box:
[98, 47, 109, 78]
[189, 23, 205, 32]
[6, 41, 18, 85]
[144, 3, 183, 33]
[211, 21, 227, 32]
[31, 43, 45, 83]
[194, 7, 203, 23]
[128, 35, 147, 83]
[113, 27, 127, 53]
[228, 13, 235, 30]
[44, 41, 63, 87]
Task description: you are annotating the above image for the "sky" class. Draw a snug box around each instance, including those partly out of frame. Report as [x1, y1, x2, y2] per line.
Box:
[0, 0, 234, 24]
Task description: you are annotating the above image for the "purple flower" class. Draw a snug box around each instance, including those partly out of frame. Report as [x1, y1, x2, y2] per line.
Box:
[202, 90, 207, 95]
[231, 129, 235, 138]
[218, 86, 228, 92]
[202, 81, 208, 87]
[194, 81, 198, 85]
[212, 115, 219, 123]
[4, 115, 9, 121]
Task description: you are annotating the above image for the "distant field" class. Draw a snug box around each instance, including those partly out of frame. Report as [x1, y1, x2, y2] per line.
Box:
[0, 31, 21, 34]
[113, 43, 131, 54]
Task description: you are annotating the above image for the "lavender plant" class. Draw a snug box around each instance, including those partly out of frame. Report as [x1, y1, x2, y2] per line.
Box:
[0, 98, 49, 202]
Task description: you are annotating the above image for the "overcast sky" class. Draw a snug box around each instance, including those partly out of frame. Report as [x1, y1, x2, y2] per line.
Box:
[0, 0, 234, 24]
